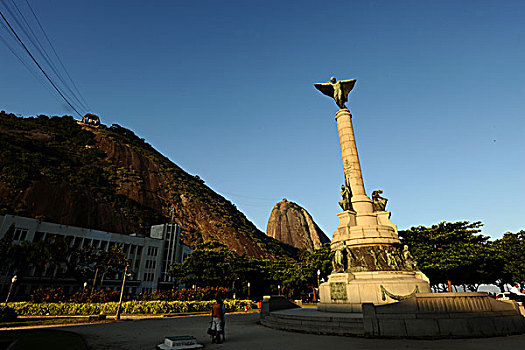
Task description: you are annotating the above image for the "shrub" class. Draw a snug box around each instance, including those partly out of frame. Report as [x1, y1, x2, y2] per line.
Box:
[9, 299, 256, 316]
[30, 287, 66, 303]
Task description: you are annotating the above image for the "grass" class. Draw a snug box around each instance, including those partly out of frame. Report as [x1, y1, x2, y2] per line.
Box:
[0, 329, 87, 350]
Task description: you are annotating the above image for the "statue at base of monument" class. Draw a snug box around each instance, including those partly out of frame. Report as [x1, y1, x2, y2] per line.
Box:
[314, 77, 356, 109]
[338, 184, 354, 211]
[332, 242, 347, 273]
[372, 189, 388, 211]
[403, 245, 417, 270]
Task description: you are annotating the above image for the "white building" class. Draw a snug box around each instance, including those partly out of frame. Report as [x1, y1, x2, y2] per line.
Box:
[0, 214, 192, 298]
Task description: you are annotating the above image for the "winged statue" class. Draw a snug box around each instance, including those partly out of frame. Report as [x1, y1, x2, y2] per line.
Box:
[314, 77, 357, 109]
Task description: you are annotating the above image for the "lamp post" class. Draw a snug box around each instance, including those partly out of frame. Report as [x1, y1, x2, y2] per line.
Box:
[82, 282, 87, 301]
[232, 277, 239, 299]
[247, 282, 251, 299]
[115, 264, 130, 320]
[277, 284, 280, 296]
[316, 269, 321, 302]
[4, 275, 17, 306]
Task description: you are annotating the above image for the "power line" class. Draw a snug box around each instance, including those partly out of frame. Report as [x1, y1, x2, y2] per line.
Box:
[24, 0, 90, 111]
[22, 0, 90, 111]
[0, 7, 83, 118]
[3, 0, 87, 113]
[0, 19, 60, 101]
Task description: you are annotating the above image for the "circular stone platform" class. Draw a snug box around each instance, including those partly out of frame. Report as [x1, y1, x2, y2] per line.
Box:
[261, 294, 525, 338]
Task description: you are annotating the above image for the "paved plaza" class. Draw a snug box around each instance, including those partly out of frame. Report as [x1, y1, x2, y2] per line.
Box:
[49, 313, 525, 350]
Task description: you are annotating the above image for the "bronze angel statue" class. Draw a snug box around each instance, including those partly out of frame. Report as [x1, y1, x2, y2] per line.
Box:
[314, 77, 357, 109]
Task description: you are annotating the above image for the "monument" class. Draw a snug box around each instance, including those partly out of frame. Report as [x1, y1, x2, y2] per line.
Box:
[314, 77, 431, 312]
[260, 80, 524, 338]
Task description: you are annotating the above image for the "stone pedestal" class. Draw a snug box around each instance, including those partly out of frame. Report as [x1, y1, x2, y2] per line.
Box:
[318, 271, 430, 312]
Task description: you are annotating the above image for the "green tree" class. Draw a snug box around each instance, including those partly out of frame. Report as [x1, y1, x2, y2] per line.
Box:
[169, 241, 332, 299]
[399, 221, 498, 291]
[97, 244, 129, 288]
[169, 241, 238, 288]
[493, 231, 525, 290]
[267, 244, 332, 299]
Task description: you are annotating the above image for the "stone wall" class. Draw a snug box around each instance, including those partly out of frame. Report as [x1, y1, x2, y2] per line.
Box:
[363, 292, 525, 338]
[260, 295, 300, 318]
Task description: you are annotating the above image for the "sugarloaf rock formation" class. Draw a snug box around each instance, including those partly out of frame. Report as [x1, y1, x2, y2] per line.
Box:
[266, 199, 330, 252]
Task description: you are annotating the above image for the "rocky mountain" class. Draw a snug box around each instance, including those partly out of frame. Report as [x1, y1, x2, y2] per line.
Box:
[0, 111, 297, 258]
[266, 199, 330, 252]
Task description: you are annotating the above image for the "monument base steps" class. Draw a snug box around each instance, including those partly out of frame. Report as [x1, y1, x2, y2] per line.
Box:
[260, 310, 364, 336]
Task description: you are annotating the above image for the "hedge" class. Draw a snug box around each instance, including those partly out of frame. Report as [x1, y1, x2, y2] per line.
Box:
[10, 299, 256, 316]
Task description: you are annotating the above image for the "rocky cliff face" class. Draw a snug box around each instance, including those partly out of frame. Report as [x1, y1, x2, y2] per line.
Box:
[0, 111, 296, 258]
[266, 199, 330, 252]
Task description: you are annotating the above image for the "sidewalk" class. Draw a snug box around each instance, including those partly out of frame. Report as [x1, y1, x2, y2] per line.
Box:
[48, 312, 525, 350]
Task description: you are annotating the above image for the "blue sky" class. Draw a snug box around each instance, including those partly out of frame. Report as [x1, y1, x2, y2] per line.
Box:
[1, 0, 524, 239]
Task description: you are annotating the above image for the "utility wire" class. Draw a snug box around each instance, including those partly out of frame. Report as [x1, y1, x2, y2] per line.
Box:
[0, 19, 60, 101]
[4, 0, 86, 113]
[0, 8, 83, 118]
[24, 0, 90, 111]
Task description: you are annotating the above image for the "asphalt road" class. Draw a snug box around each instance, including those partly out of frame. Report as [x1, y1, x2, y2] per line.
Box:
[54, 313, 525, 350]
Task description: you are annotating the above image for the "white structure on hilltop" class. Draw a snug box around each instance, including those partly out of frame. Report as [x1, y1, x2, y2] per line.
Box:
[0, 214, 192, 298]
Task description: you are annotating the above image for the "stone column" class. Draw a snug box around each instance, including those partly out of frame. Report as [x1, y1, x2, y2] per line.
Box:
[335, 109, 375, 225]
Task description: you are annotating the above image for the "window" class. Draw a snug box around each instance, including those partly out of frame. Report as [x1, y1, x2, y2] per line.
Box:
[33, 232, 45, 242]
[145, 260, 157, 269]
[143, 272, 155, 282]
[65, 236, 74, 246]
[73, 237, 82, 249]
[13, 228, 28, 241]
[147, 247, 158, 256]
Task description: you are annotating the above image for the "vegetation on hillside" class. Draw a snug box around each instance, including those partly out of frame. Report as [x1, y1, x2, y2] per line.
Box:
[0, 111, 164, 228]
[0, 111, 296, 258]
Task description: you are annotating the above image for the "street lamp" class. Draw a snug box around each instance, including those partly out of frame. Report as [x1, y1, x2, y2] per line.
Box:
[316, 269, 321, 302]
[116, 264, 130, 320]
[247, 282, 251, 299]
[277, 284, 280, 296]
[4, 275, 17, 306]
[232, 277, 239, 299]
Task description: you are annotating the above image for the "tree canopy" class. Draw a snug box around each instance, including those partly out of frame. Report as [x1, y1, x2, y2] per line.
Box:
[399, 221, 521, 291]
[169, 241, 332, 299]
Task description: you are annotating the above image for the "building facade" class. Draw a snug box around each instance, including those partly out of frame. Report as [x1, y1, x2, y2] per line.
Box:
[0, 214, 191, 298]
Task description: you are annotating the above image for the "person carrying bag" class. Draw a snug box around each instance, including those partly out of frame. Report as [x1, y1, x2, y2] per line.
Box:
[209, 297, 225, 344]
